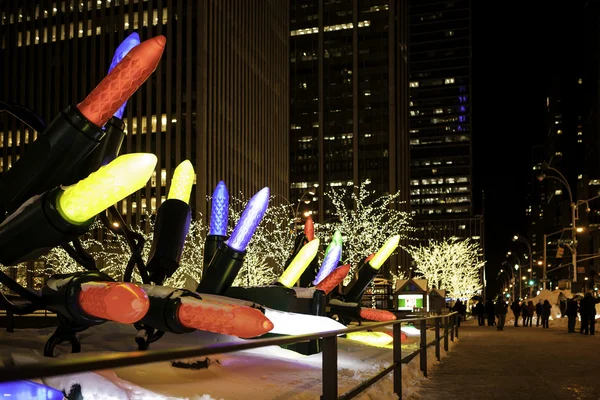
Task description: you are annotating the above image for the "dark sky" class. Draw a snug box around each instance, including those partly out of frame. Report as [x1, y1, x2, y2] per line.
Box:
[472, 4, 560, 295]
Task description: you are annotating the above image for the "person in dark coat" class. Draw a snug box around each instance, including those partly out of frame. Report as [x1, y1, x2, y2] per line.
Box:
[525, 301, 535, 327]
[494, 298, 508, 331]
[535, 301, 543, 327]
[485, 299, 496, 326]
[452, 299, 463, 327]
[475, 301, 485, 326]
[566, 297, 579, 333]
[510, 300, 521, 327]
[521, 301, 530, 327]
[579, 292, 598, 335]
[541, 300, 552, 328]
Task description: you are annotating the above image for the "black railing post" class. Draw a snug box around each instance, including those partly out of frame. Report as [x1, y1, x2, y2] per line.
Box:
[419, 319, 427, 377]
[450, 314, 455, 342]
[321, 335, 338, 400]
[393, 322, 402, 398]
[435, 317, 440, 361]
[443, 316, 449, 352]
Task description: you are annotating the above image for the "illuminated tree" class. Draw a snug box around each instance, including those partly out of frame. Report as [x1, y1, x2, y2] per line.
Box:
[404, 237, 484, 299]
[316, 182, 413, 284]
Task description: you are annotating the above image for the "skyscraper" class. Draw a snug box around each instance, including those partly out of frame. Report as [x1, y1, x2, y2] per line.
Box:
[289, 0, 410, 219]
[0, 0, 289, 226]
[408, 0, 472, 218]
[289, 0, 411, 273]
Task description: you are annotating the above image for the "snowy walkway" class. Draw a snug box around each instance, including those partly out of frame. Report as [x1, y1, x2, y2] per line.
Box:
[414, 322, 600, 400]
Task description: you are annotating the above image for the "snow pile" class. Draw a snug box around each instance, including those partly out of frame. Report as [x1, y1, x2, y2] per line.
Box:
[0, 321, 457, 399]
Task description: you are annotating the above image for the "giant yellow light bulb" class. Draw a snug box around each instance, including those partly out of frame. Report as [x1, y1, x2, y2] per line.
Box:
[346, 331, 393, 347]
[278, 238, 320, 288]
[369, 234, 400, 270]
[167, 160, 195, 204]
[57, 153, 157, 224]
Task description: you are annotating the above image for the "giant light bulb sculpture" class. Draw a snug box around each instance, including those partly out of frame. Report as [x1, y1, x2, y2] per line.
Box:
[198, 187, 270, 295]
[139, 285, 273, 338]
[0, 153, 157, 265]
[146, 160, 194, 284]
[63, 32, 142, 185]
[277, 238, 320, 288]
[313, 243, 342, 285]
[0, 35, 165, 217]
[344, 234, 400, 302]
[203, 181, 229, 270]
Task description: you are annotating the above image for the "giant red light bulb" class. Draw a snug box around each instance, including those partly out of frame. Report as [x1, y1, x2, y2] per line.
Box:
[304, 216, 315, 241]
[316, 264, 350, 295]
[77, 281, 149, 324]
[359, 308, 396, 322]
[177, 297, 274, 338]
[78, 35, 166, 127]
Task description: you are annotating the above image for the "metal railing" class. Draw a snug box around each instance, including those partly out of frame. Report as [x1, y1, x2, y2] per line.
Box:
[0, 312, 460, 400]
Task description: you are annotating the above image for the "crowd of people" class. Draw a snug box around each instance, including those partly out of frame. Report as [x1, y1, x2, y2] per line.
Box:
[470, 292, 599, 334]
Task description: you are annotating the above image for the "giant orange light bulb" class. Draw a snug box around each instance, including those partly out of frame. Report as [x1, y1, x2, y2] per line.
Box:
[304, 216, 315, 241]
[77, 281, 149, 324]
[78, 35, 166, 127]
[177, 297, 274, 338]
[359, 308, 396, 322]
[316, 264, 350, 294]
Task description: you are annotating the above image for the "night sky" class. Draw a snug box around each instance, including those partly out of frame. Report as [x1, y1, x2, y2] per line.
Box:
[472, 4, 563, 295]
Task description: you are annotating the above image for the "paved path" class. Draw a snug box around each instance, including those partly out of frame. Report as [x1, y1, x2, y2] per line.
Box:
[415, 322, 600, 400]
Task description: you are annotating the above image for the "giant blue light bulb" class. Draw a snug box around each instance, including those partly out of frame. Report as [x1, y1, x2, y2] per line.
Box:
[209, 180, 229, 236]
[108, 32, 140, 120]
[313, 244, 342, 285]
[0, 380, 64, 399]
[225, 187, 270, 252]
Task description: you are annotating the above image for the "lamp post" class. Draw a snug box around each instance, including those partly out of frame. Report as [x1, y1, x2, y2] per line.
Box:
[537, 163, 578, 283]
[294, 190, 316, 230]
[506, 252, 523, 298]
[500, 264, 516, 299]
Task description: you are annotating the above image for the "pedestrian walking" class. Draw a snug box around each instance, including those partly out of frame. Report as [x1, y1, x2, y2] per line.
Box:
[525, 301, 535, 327]
[566, 297, 579, 333]
[579, 292, 598, 335]
[510, 300, 521, 327]
[495, 298, 507, 331]
[558, 292, 567, 318]
[452, 299, 463, 327]
[475, 300, 485, 326]
[535, 301, 543, 327]
[541, 300, 552, 329]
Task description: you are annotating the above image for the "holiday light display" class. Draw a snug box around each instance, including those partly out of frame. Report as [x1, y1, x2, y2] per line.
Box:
[140, 285, 273, 338]
[78, 35, 165, 127]
[167, 160, 195, 203]
[344, 235, 400, 302]
[57, 154, 157, 224]
[313, 244, 342, 285]
[315, 264, 350, 294]
[198, 187, 270, 295]
[204, 181, 229, 270]
[108, 32, 141, 120]
[346, 331, 393, 347]
[42, 271, 149, 325]
[359, 308, 396, 322]
[323, 230, 342, 259]
[0, 154, 156, 265]
[277, 239, 320, 288]
[304, 215, 315, 241]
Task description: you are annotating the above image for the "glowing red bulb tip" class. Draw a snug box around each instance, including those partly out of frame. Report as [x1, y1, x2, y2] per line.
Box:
[304, 216, 315, 241]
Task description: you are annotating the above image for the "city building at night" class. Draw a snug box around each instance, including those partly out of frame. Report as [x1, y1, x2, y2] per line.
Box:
[408, 0, 472, 219]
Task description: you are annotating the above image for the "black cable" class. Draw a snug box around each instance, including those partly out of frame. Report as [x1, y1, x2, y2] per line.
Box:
[0, 270, 42, 305]
[72, 239, 98, 271]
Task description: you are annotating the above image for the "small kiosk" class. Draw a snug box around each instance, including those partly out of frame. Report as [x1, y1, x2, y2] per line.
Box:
[393, 278, 428, 316]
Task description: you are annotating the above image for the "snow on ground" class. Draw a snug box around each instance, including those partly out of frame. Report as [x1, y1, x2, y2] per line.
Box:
[0, 320, 457, 399]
